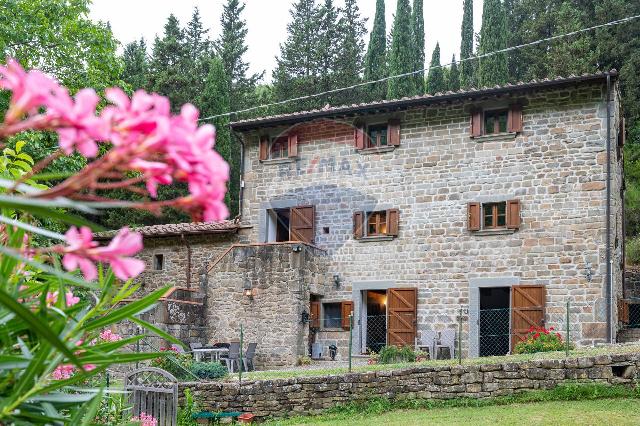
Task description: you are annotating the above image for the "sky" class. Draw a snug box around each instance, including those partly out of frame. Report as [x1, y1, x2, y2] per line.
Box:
[89, 0, 484, 83]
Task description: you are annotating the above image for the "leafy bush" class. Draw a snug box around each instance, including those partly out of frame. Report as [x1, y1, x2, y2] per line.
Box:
[297, 355, 312, 366]
[189, 361, 228, 380]
[513, 326, 570, 354]
[177, 388, 198, 426]
[378, 345, 417, 364]
[626, 236, 640, 265]
[150, 348, 194, 380]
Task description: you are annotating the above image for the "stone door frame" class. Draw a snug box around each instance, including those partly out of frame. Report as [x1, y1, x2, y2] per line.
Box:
[351, 281, 396, 354]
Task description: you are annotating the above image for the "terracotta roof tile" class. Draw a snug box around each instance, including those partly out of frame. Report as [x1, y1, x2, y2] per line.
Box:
[94, 220, 239, 239]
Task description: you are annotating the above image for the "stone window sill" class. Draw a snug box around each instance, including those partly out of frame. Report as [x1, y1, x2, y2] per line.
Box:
[357, 146, 396, 155]
[260, 157, 298, 165]
[472, 228, 516, 236]
[472, 132, 517, 143]
[320, 328, 347, 332]
[357, 235, 395, 242]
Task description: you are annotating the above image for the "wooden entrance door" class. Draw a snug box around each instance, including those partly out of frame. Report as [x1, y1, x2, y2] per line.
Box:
[387, 288, 417, 347]
[511, 285, 546, 349]
[290, 205, 315, 243]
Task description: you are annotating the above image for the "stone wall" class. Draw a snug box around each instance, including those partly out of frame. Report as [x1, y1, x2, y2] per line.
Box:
[624, 266, 640, 300]
[238, 81, 624, 351]
[180, 351, 639, 420]
[206, 243, 330, 368]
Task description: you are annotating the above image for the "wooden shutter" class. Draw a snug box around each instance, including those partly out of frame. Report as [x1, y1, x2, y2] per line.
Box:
[507, 104, 523, 133]
[310, 301, 320, 328]
[506, 199, 521, 229]
[353, 211, 364, 239]
[341, 301, 353, 330]
[467, 202, 481, 231]
[354, 126, 365, 149]
[290, 205, 315, 243]
[259, 136, 269, 161]
[288, 133, 298, 157]
[511, 285, 545, 349]
[386, 208, 400, 236]
[618, 117, 625, 147]
[470, 109, 482, 137]
[619, 300, 630, 324]
[387, 288, 417, 347]
[388, 119, 401, 146]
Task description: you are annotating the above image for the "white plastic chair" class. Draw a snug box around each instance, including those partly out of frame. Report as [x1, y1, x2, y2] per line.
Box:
[434, 330, 456, 359]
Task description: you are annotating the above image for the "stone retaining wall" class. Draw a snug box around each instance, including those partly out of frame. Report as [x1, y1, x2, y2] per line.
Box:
[179, 351, 639, 421]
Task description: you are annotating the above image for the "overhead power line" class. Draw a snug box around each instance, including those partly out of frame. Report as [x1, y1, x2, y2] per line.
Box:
[199, 14, 640, 122]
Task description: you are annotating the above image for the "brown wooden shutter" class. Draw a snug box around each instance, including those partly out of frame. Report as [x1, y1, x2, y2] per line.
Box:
[467, 202, 481, 231]
[310, 301, 320, 328]
[618, 117, 625, 147]
[353, 211, 364, 239]
[619, 300, 630, 324]
[290, 205, 315, 243]
[288, 133, 298, 157]
[387, 288, 417, 347]
[507, 104, 523, 133]
[386, 208, 400, 236]
[388, 119, 401, 146]
[506, 199, 521, 229]
[511, 285, 545, 349]
[341, 301, 353, 330]
[354, 126, 365, 149]
[259, 136, 269, 161]
[470, 109, 482, 137]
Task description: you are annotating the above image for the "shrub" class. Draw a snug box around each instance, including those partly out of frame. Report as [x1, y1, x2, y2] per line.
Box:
[190, 361, 228, 380]
[151, 348, 193, 380]
[513, 326, 569, 354]
[627, 236, 640, 265]
[297, 355, 312, 366]
[378, 345, 417, 364]
[177, 388, 198, 426]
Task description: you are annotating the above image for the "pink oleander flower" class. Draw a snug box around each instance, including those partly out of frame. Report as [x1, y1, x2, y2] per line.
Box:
[52, 364, 75, 380]
[65, 291, 80, 307]
[58, 226, 144, 281]
[132, 412, 158, 426]
[46, 291, 58, 307]
[99, 329, 122, 342]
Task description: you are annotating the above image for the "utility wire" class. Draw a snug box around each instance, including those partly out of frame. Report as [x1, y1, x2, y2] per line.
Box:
[198, 13, 640, 122]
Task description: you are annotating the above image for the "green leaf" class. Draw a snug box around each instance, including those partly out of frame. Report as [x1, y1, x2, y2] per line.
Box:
[130, 316, 183, 347]
[84, 286, 169, 331]
[15, 140, 26, 153]
[78, 388, 104, 426]
[0, 355, 30, 369]
[0, 215, 65, 240]
[29, 392, 98, 403]
[77, 352, 165, 365]
[0, 288, 82, 368]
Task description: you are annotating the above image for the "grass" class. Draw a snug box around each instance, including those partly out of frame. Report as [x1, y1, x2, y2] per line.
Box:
[224, 343, 640, 382]
[265, 383, 640, 425]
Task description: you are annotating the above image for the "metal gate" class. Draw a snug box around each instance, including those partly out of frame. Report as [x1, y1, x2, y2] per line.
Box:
[124, 367, 178, 426]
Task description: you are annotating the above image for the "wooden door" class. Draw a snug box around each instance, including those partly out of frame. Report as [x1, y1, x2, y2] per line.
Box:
[387, 288, 417, 347]
[511, 285, 546, 349]
[290, 205, 315, 243]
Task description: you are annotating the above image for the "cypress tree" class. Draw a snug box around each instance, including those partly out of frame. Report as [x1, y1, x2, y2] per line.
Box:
[459, 0, 474, 88]
[448, 54, 460, 92]
[363, 0, 387, 101]
[425, 42, 445, 95]
[477, 0, 508, 87]
[387, 0, 417, 99]
[216, 0, 263, 113]
[316, 0, 340, 100]
[334, 0, 367, 105]
[122, 38, 148, 91]
[412, 0, 425, 94]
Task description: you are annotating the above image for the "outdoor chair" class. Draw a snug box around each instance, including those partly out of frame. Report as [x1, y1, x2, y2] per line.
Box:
[434, 330, 456, 360]
[415, 330, 437, 359]
[224, 342, 241, 373]
[242, 343, 258, 372]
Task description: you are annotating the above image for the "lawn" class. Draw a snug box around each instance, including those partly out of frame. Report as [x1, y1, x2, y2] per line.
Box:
[268, 399, 640, 425]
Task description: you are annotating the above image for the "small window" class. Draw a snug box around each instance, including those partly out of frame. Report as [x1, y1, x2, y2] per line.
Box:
[366, 124, 388, 148]
[483, 109, 508, 135]
[323, 303, 342, 328]
[153, 254, 164, 271]
[482, 202, 507, 229]
[367, 211, 387, 236]
[269, 137, 288, 159]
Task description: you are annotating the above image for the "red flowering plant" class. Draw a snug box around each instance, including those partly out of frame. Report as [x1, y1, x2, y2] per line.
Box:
[513, 325, 572, 354]
[0, 59, 228, 424]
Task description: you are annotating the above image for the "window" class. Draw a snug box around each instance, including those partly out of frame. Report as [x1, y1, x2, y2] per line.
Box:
[367, 124, 388, 148]
[265, 205, 315, 244]
[153, 254, 164, 271]
[353, 209, 400, 239]
[322, 301, 353, 329]
[482, 202, 507, 229]
[269, 137, 288, 159]
[323, 303, 342, 328]
[367, 211, 387, 236]
[483, 109, 508, 135]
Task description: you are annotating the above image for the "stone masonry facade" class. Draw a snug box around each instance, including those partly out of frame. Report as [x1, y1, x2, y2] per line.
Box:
[179, 351, 640, 420]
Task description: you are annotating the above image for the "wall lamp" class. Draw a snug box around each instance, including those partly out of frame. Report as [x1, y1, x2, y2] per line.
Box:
[243, 280, 257, 300]
[333, 273, 341, 288]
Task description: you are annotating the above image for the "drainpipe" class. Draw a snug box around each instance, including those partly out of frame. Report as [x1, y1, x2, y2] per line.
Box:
[605, 73, 612, 343]
[231, 130, 245, 221]
[181, 233, 192, 289]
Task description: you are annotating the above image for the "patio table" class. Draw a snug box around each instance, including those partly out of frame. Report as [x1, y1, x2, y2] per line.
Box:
[192, 347, 229, 362]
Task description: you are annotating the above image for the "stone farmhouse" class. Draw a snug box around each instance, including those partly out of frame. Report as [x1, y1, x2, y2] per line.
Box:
[111, 71, 627, 368]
